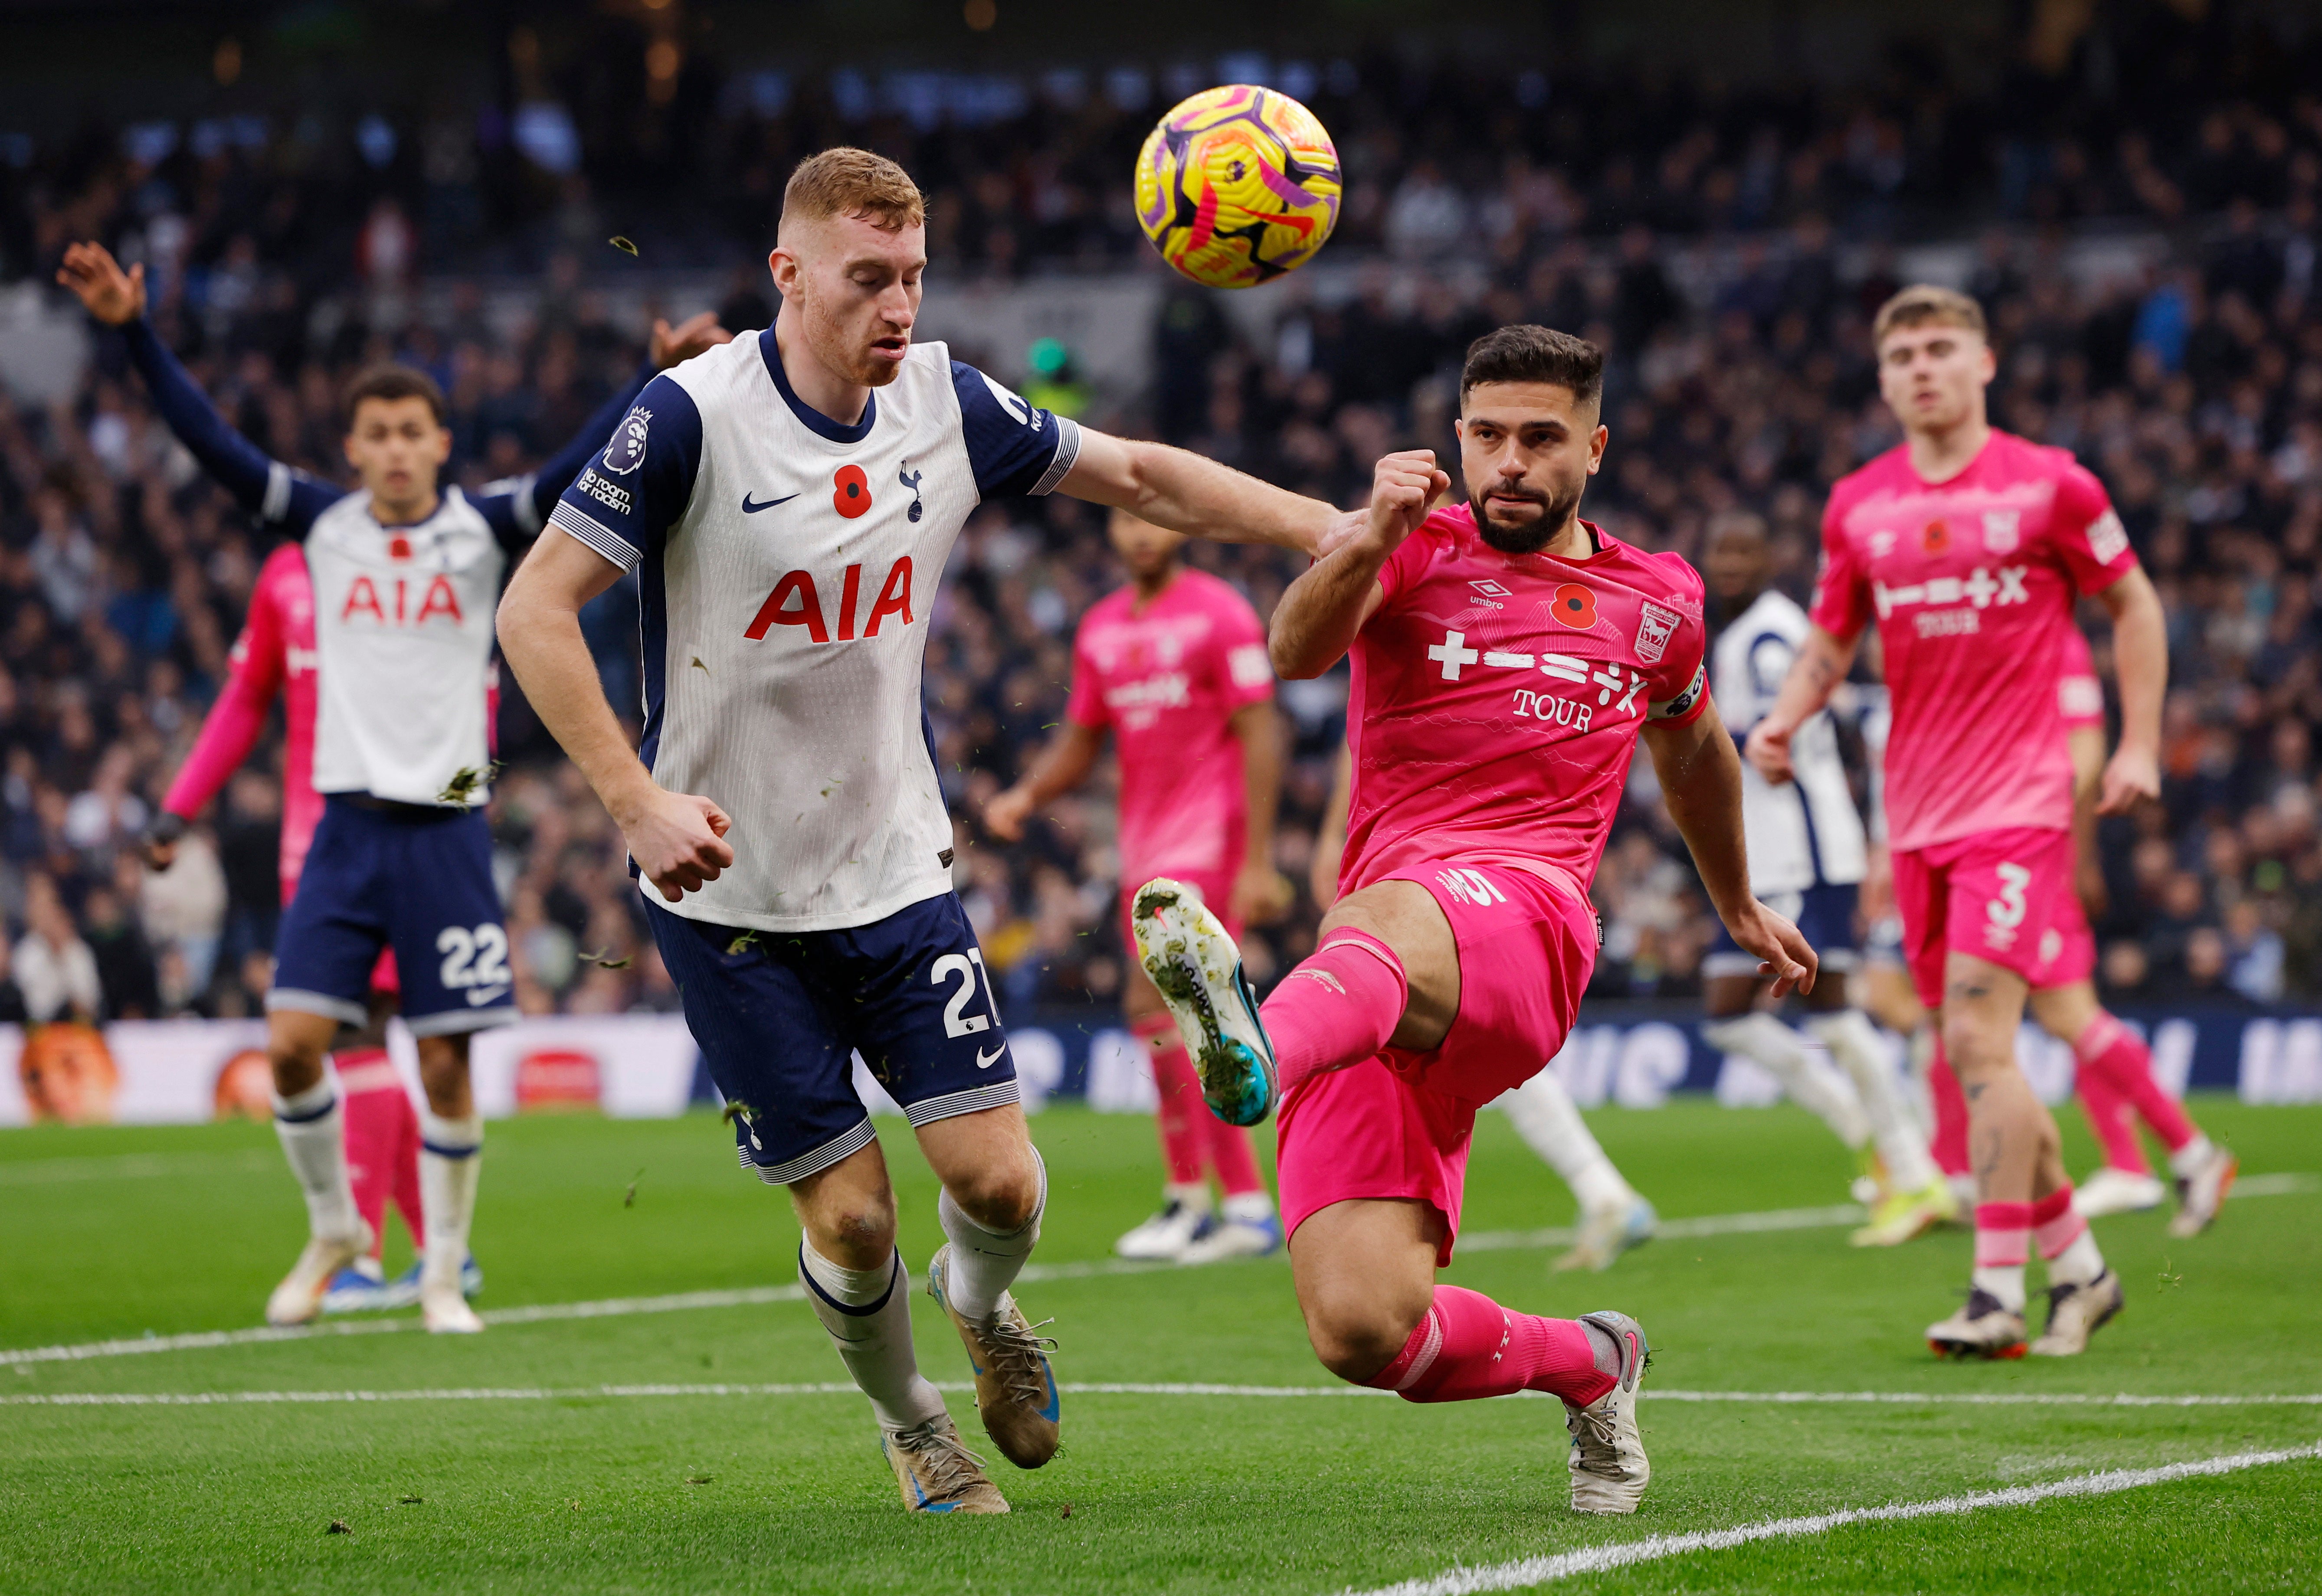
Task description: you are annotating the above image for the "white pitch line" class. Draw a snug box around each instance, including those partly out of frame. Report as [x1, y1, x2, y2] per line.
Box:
[1339, 1441, 2322, 1596]
[5, 1175, 2310, 1368]
[0, 1149, 279, 1186]
[7, 1383, 2320, 1410]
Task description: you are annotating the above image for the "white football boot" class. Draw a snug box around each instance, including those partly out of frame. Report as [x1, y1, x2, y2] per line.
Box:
[1553, 1195, 1658, 1273]
[2166, 1145, 2238, 1238]
[265, 1220, 374, 1327]
[1114, 1200, 1212, 1260]
[1130, 879, 1278, 1127]
[2072, 1167, 2165, 1218]
[1565, 1310, 1651, 1514]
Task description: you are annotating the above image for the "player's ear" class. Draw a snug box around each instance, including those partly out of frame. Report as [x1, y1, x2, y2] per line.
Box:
[430, 425, 453, 464]
[1587, 422, 1608, 474]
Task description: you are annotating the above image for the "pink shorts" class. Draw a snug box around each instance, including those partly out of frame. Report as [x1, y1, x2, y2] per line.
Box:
[1892, 827, 2076, 1008]
[2030, 881, 2096, 990]
[1275, 856, 1598, 1265]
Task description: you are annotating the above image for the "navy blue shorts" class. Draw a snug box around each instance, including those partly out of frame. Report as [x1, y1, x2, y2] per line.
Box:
[269, 798, 517, 1037]
[1704, 880, 1860, 978]
[646, 892, 1019, 1186]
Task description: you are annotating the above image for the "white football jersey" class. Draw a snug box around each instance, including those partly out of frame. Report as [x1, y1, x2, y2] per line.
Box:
[549, 331, 1079, 933]
[305, 488, 506, 806]
[1712, 587, 1866, 894]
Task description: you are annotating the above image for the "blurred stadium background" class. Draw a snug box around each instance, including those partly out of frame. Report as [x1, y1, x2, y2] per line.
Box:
[2, 0, 2320, 1122]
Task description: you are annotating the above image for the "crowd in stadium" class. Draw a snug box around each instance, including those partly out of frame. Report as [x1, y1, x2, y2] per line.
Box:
[0, 29, 2318, 1025]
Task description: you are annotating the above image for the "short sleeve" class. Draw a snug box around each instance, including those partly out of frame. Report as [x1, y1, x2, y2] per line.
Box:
[1806, 493, 1873, 641]
[1064, 630, 1108, 729]
[2046, 461, 2139, 595]
[951, 363, 1080, 500]
[1211, 590, 1274, 710]
[1369, 525, 1436, 613]
[546, 375, 703, 573]
[1643, 562, 1711, 726]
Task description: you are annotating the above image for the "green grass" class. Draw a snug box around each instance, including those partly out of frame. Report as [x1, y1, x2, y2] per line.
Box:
[2, 1098, 2316, 1593]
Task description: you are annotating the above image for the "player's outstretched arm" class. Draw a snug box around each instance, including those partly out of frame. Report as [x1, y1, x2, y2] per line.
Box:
[498, 534, 734, 901]
[1742, 623, 1858, 787]
[2093, 565, 2166, 815]
[984, 722, 1105, 841]
[1058, 428, 1363, 556]
[58, 241, 336, 535]
[1268, 452, 1447, 678]
[1646, 698, 1817, 997]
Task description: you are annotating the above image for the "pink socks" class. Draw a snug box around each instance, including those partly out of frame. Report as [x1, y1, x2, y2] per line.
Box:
[1259, 927, 1409, 1094]
[1927, 1037, 1971, 1179]
[2073, 1013, 2197, 1172]
[1365, 1285, 1613, 1407]
[1137, 1015, 1209, 1187]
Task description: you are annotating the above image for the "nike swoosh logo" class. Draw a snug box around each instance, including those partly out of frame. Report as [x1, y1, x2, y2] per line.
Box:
[740, 492, 799, 513]
[975, 1044, 1005, 1069]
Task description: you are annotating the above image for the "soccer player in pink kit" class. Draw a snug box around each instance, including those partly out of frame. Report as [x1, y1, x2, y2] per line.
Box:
[985, 509, 1285, 1264]
[1134, 327, 1815, 1514]
[1749, 285, 2171, 1359]
[1919, 628, 2235, 1231]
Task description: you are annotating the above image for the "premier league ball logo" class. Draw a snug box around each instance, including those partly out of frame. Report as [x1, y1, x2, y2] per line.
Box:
[602, 407, 652, 476]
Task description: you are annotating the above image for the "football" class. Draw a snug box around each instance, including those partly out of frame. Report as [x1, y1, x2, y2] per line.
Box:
[1133, 84, 1342, 288]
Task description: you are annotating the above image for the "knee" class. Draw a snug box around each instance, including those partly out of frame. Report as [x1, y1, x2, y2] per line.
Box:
[1940, 1012, 1999, 1076]
[946, 1161, 1038, 1233]
[267, 1036, 328, 1093]
[809, 1192, 897, 1265]
[1301, 1290, 1426, 1385]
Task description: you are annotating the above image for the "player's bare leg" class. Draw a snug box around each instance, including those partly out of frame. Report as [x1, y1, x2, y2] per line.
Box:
[413, 1033, 484, 1333]
[262, 1007, 372, 1326]
[1291, 1196, 1649, 1514]
[790, 1138, 1006, 1514]
[1928, 953, 2118, 1358]
[917, 1103, 1059, 1470]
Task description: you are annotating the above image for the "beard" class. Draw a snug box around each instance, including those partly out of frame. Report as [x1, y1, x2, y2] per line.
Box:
[797, 286, 907, 389]
[1471, 479, 1584, 554]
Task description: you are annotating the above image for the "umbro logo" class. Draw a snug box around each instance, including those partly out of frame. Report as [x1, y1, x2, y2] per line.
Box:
[1468, 578, 1510, 609]
[741, 492, 799, 513]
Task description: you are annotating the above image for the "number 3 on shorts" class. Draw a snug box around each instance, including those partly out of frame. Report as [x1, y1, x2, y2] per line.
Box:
[439, 923, 512, 995]
[1986, 863, 2032, 930]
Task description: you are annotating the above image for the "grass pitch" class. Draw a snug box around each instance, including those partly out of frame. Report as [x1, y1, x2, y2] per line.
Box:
[2, 1097, 2316, 1594]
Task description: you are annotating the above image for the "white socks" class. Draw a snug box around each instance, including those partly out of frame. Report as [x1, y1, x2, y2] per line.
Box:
[799, 1244, 948, 1433]
[272, 1079, 360, 1241]
[1502, 1069, 1634, 1211]
[418, 1110, 483, 1292]
[1222, 1190, 1275, 1223]
[937, 1147, 1046, 1323]
[2168, 1135, 2216, 1181]
[1972, 1265, 2028, 1313]
[1165, 1181, 1215, 1216]
[2048, 1229, 2105, 1288]
[1809, 1010, 1942, 1192]
[1705, 1012, 1871, 1150]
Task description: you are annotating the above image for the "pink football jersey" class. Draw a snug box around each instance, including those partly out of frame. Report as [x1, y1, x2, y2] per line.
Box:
[1340, 505, 1710, 904]
[1810, 431, 2138, 853]
[164, 542, 324, 900]
[1067, 568, 1274, 880]
[2057, 625, 2106, 731]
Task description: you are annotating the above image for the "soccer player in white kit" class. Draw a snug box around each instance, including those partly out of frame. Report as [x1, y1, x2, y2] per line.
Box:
[498, 149, 1365, 1514]
[1699, 511, 1956, 1246]
[55, 240, 727, 1337]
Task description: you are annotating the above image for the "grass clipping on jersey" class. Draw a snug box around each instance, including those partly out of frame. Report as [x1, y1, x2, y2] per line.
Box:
[438, 762, 504, 806]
